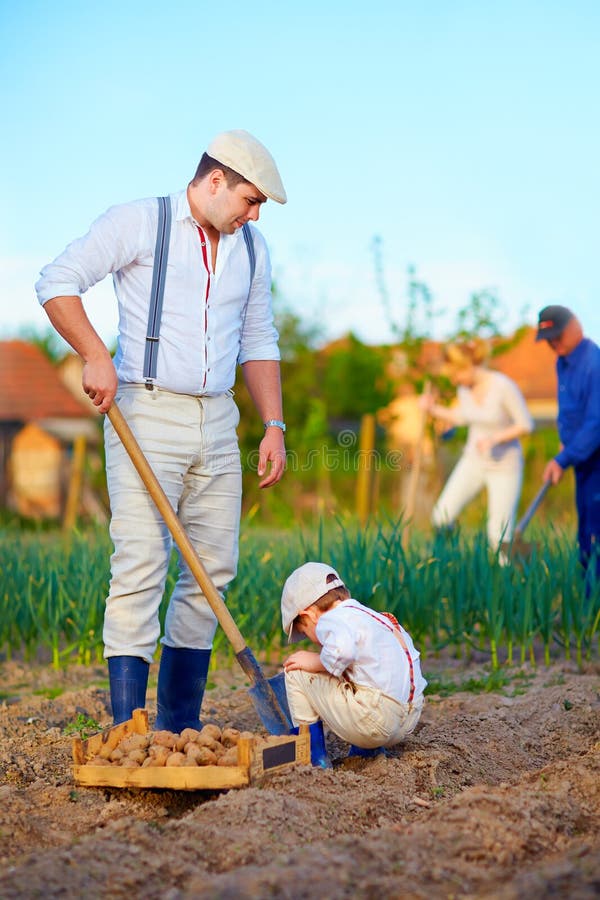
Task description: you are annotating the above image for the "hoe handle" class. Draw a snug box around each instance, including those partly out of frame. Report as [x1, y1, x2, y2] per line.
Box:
[106, 402, 246, 656]
[515, 481, 551, 537]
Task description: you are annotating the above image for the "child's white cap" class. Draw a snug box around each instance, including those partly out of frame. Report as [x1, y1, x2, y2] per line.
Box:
[281, 562, 345, 643]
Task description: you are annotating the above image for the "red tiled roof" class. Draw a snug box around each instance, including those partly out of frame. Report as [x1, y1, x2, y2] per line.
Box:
[491, 327, 557, 400]
[0, 341, 94, 422]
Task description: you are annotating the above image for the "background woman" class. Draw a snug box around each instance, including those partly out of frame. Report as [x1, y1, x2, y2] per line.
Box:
[421, 338, 533, 551]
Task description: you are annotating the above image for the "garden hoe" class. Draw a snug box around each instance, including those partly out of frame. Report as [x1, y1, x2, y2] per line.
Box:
[106, 402, 293, 736]
[501, 481, 551, 563]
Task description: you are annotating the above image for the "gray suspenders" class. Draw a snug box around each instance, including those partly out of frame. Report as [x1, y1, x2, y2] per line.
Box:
[143, 195, 256, 389]
[143, 196, 171, 387]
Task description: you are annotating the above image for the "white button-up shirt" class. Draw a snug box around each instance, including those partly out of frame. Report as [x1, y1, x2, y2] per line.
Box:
[35, 190, 280, 395]
[316, 599, 427, 704]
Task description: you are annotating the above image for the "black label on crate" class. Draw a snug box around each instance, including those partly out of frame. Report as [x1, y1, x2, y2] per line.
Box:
[262, 741, 296, 770]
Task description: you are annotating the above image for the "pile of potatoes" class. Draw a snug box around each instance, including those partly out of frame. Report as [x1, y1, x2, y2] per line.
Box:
[86, 724, 251, 768]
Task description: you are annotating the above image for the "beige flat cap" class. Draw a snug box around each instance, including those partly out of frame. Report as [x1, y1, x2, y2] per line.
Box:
[207, 129, 287, 204]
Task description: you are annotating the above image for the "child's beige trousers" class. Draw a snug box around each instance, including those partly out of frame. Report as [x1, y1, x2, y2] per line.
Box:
[285, 669, 424, 748]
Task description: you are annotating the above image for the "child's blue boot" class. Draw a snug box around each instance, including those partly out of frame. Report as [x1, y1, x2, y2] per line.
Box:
[308, 720, 333, 768]
[290, 720, 332, 768]
[347, 744, 386, 758]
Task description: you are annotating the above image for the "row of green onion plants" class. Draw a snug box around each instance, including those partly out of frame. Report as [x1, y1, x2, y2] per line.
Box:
[1, 519, 598, 669]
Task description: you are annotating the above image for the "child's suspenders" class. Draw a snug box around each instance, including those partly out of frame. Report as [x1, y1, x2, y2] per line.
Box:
[353, 607, 416, 703]
[143, 195, 256, 389]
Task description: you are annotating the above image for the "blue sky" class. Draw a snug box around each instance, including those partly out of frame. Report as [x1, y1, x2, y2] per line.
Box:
[1, 0, 598, 347]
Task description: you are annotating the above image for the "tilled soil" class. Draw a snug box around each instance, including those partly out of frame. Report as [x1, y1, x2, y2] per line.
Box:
[0, 658, 599, 899]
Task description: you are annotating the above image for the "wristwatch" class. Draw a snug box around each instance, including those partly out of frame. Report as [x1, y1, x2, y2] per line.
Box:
[264, 419, 286, 432]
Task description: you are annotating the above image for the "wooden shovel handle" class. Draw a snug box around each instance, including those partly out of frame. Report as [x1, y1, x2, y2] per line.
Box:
[106, 402, 246, 655]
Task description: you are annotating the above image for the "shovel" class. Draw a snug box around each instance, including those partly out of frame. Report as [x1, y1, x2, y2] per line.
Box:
[106, 402, 293, 735]
[501, 481, 551, 561]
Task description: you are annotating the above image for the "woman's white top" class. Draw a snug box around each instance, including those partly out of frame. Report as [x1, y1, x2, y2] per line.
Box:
[455, 371, 533, 469]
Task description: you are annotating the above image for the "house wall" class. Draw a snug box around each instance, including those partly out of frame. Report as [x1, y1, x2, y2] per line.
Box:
[8, 423, 63, 517]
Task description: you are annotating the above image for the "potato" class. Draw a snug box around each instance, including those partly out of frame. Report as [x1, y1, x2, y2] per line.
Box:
[213, 742, 226, 759]
[182, 742, 215, 765]
[109, 748, 125, 762]
[221, 727, 241, 747]
[217, 747, 238, 767]
[183, 753, 199, 767]
[166, 751, 186, 767]
[119, 733, 150, 753]
[150, 730, 178, 749]
[145, 746, 170, 767]
[196, 732, 220, 750]
[120, 757, 140, 768]
[128, 749, 147, 765]
[199, 723, 222, 742]
[197, 746, 218, 766]
[88, 755, 111, 766]
[176, 727, 200, 752]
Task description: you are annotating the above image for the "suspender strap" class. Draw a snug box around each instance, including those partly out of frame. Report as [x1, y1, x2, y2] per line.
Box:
[143, 195, 172, 387]
[239, 223, 256, 350]
[354, 607, 416, 704]
[242, 222, 256, 283]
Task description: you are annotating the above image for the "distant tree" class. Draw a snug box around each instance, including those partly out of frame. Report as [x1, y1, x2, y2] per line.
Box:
[17, 326, 119, 362]
[371, 237, 442, 393]
[234, 307, 326, 456]
[372, 236, 530, 383]
[17, 326, 70, 363]
[450, 289, 530, 356]
[322, 333, 395, 419]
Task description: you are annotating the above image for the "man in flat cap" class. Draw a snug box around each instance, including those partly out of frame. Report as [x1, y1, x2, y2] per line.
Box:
[536, 305, 600, 579]
[36, 130, 287, 728]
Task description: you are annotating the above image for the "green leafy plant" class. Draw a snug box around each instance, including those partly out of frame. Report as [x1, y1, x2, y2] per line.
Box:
[63, 714, 101, 739]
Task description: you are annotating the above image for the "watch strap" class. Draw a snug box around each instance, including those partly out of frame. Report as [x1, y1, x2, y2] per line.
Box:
[264, 419, 286, 432]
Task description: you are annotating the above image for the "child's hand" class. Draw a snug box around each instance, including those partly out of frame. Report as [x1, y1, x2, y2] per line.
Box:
[283, 650, 327, 673]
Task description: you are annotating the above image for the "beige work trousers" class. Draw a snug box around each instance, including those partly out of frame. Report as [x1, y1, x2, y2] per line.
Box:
[285, 669, 424, 749]
[103, 384, 242, 663]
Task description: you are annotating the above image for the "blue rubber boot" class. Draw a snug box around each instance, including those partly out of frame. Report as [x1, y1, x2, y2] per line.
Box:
[107, 656, 149, 725]
[291, 721, 332, 768]
[155, 646, 211, 732]
[347, 744, 386, 758]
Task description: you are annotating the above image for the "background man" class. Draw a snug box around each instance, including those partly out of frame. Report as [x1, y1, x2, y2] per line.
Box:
[35, 130, 287, 728]
[536, 305, 600, 579]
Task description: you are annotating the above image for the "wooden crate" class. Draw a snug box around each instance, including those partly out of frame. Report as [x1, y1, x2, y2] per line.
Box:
[72, 709, 310, 791]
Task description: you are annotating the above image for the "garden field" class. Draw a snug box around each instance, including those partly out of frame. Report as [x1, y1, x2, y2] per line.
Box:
[1, 519, 599, 670]
[1, 520, 599, 898]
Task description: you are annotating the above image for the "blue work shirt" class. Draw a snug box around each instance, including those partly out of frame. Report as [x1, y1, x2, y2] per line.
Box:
[555, 337, 600, 469]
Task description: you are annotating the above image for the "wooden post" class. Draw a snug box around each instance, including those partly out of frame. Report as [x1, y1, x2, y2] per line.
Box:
[403, 381, 431, 544]
[355, 413, 376, 526]
[63, 434, 86, 531]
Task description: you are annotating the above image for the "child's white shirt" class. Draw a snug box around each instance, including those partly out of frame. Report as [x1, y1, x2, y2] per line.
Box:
[315, 599, 427, 704]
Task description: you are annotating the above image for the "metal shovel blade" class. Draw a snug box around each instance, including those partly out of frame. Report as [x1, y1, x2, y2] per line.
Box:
[239, 651, 293, 735]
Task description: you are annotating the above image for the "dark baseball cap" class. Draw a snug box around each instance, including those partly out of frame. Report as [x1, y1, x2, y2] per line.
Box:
[535, 305, 574, 342]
